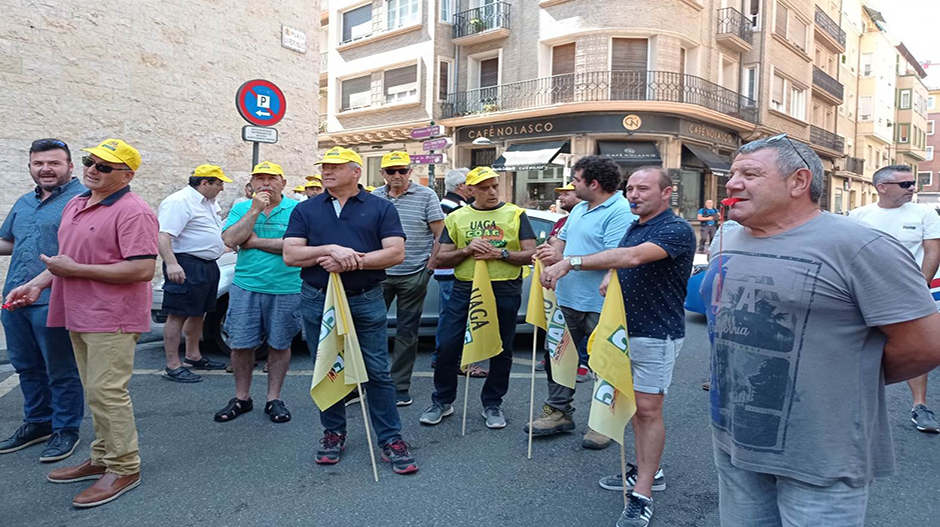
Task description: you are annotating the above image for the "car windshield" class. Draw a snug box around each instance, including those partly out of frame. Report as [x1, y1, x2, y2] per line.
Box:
[529, 217, 554, 245]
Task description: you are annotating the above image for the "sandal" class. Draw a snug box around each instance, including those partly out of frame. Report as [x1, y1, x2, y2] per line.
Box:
[162, 366, 203, 383]
[461, 364, 489, 378]
[265, 400, 291, 423]
[214, 397, 253, 422]
[184, 357, 227, 370]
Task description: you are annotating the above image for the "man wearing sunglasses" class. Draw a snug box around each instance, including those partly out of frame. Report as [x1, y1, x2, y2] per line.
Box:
[371, 152, 445, 406]
[0, 139, 85, 464]
[850, 164, 940, 434]
[6, 138, 158, 508]
[156, 165, 231, 384]
[699, 136, 940, 526]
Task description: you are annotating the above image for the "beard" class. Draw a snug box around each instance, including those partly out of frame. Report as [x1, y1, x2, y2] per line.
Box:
[32, 169, 70, 191]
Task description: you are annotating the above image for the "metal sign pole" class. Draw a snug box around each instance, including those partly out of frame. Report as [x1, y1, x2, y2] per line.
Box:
[252, 141, 260, 170]
[427, 121, 436, 186]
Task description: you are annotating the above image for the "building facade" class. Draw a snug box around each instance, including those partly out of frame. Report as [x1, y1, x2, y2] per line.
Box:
[916, 89, 940, 206]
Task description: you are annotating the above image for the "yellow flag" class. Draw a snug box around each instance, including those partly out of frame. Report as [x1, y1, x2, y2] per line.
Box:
[526, 260, 578, 389]
[586, 271, 637, 445]
[461, 259, 503, 368]
[310, 273, 369, 410]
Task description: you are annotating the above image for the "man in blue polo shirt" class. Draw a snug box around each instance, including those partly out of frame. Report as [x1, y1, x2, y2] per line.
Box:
[530, 155, 634, 450]
[283, 146, 418, 475]
[542, 166, 695, 527]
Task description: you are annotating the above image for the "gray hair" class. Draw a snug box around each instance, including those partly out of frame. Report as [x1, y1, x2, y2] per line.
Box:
[444, 167, 470, 192]
[737, 136, 825, 202]
[349, 161, 362, 171]
[872, 164, 912, 187]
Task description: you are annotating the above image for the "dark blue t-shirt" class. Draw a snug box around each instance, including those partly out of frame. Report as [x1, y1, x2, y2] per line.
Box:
[698, 208, 719, 226]
[284, 188, 406, 290]
[616, 208, 696, 339]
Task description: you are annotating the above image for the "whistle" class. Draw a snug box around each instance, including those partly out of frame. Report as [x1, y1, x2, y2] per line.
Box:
[721, 198, 742, 207]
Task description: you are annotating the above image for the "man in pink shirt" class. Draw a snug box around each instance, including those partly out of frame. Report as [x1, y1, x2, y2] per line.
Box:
[5, 138, 158, 509]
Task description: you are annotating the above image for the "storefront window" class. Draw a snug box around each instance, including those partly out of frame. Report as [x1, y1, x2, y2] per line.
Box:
[678, 169, 703, 221]
[833, 188, 843, 214]
[513, 166, 564, 211]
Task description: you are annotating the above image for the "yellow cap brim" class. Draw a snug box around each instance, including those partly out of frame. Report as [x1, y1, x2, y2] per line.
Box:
[468, 174, 498, 186]
[315, 158, 354, 165]
[81, 147, 127, 167]
[554, 186, 575, 192]
[215, 174, 234, 183]
[252, 169, 283, 176]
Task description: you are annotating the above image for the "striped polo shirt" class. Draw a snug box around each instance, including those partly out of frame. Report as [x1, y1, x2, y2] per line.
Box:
[372, 182, 445, 275]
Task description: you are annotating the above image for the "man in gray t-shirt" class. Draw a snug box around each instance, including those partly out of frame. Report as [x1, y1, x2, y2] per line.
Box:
[703, 135, 940, 526]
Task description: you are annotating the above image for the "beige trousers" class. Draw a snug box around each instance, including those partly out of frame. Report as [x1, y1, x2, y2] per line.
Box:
[69, 331, 140, 475]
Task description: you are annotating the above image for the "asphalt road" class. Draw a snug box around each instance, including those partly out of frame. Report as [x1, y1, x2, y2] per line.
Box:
[0, 313, 937, 527]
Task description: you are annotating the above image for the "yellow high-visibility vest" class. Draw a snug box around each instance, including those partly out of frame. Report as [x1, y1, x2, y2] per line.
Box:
[444, 203, 526, 282]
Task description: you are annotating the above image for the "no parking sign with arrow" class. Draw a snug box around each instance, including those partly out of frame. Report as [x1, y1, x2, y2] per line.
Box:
[235, 79, 286, 127]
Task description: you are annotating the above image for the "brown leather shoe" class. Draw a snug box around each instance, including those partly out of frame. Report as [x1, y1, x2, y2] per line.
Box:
[72, 472, 140, 508]
[581, 427, 612, 450]
[47, 459, 107, 484]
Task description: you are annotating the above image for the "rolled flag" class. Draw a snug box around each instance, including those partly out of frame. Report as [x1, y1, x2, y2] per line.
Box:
[526, 260, 578, 389]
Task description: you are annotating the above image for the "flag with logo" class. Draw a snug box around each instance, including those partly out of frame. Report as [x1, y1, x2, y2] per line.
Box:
[461, 259, 503, 368]
[310, 273, 369, 411]
[587, 271, 637, 445]
[526, 259, 578, 389]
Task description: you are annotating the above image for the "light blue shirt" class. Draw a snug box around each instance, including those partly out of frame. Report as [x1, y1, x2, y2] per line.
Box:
[556, 193, 636, 312]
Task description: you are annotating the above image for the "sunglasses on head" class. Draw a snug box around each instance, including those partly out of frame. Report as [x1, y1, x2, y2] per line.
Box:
[82, 156, 132, 173]
[32, 139, 68, 149]
[384, 168, 409, 175]
[765, 133, 811, 170]
[884, 180, 917, 189]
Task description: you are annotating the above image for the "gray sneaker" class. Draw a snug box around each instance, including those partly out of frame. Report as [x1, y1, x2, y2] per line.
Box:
[419, 403, 453, 425]
[912, 404, 940, 433]
[616, 493, 653, 527]
[599, 463, 665, 492]
[483, 406, 507, 429]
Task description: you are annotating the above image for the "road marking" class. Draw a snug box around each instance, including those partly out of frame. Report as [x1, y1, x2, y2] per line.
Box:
[132, 369, 547, 379]
[0, 374, 20, 398]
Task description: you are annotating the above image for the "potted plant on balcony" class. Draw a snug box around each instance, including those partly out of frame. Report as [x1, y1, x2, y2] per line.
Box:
[468, 18, 485, 33]
[483, 103, 499, 113]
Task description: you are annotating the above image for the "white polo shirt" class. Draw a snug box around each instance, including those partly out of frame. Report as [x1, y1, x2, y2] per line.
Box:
[849, 202, 940, 266]
[158, 185, 225, 260]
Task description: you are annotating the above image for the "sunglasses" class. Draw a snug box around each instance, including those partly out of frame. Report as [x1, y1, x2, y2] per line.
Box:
[82, 156, 132, 174]
[884, 180, 917, 189]
[765, 133, 811, 170]
[383, 168, 409, 175]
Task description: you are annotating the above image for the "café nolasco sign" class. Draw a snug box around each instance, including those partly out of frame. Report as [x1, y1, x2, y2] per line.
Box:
[457, 113, 738, 148]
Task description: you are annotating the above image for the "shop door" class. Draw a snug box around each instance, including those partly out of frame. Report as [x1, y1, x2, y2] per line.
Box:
[679, 168, 703, 221]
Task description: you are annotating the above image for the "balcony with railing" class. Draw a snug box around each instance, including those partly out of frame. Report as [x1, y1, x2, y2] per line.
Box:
[809, 125, 844, 153]
[812, 66, 844, 104]
[814, 6, 846, 51]
[838, 156, 864, 174]
[716, 7, 753, 53]
[441, 70, 758, 125]
[453, 2, 511, 45]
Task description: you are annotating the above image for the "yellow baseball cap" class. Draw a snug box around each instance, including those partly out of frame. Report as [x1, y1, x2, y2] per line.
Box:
[305, 179, 322, 188]
[466, 166, 499, 186]
[252, 161, 284, 177]
[380, 151, 411, 168]
[305, 174, 322, 181]
[292, 184, 305, 193]
[365, 185, 377, 192]
[82, 138, 141, 171]
[316, 146, 363, 166]
[192, 164, 233, 183]
[554, 184, 575, 192]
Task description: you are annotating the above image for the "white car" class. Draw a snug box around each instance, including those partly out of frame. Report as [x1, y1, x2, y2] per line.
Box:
[150, 209, 563, 354]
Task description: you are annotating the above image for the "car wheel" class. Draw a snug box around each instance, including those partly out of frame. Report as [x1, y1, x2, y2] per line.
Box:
[203, 295, 268, 360]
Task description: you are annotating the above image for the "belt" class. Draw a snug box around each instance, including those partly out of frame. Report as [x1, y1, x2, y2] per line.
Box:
[175, 253, 218, 263]
[311, 284, 375, 297]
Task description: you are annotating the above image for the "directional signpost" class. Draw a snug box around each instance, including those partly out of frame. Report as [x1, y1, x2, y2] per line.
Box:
[411, 153, 447, 164]
[236, 79, 287, 168]
[422, 137, 452, 151]
[410, 123, 446, 182]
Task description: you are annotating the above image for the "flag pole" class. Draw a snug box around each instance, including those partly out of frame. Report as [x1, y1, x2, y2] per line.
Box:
[461, 368, 471, 436]
[355, 382, 379, 482]
[527, 330, 538, 459]
[620, 441, 628, 507]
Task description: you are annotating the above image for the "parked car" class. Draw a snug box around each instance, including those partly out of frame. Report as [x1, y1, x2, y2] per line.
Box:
[150, 208, 563, 354]
[684, 253, 713, 316]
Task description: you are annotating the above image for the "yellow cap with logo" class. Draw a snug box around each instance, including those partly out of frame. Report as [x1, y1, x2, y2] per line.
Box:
[305, 179, 322, 188]
[82, 138, 141, 171]
[316, 146, 363, 166]
[466, 166, 499, 186]
[380, 151, 411, 168]
[252, 161, 284, 177]
[305, 174, 322, 181]
[554, 184, 575, 192]
[365, 185, 377, 192]
[292, 184, 305, 193]
[192, 164, 233, 183]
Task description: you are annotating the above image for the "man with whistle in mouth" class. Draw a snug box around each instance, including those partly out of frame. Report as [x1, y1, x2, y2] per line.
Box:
[541, 166, 695, 527]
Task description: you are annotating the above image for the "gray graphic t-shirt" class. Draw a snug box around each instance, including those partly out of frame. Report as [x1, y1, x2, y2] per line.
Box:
[701, 212, 937, 487]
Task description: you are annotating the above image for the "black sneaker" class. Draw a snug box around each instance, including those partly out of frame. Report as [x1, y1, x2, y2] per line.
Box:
[396, 391, 413, 407]
[315, 431, 346, 464]
[382, 439, 418, 474]
[912, 404, 940, 433]
[535, 359, 546, 372]
[162, 366, 203, 383]
[0, 423, 53, 454]
[599, 463, 666, 492]
[39, 431, 80, 462]
[616, 492, 654, 527]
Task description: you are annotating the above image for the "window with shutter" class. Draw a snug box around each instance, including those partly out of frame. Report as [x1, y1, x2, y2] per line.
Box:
[551, 43, 576, 104]
[772, 74, 785, 111]
[342, 5, 372, 43]
[775, 2, 788, 38]
[788, 86, 805, 120]
[342, 75, 372, 110]
[438, 60, 451, 102]
[611, 38, 648, 71]
[789, 16, 807, 51]
[480, 58, 499, 88]
[859, 96, 872, 120]
[384, 64, 418, 104]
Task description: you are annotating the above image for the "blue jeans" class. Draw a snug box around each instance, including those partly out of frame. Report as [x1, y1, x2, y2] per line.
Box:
[714, 444, 870, 527]
[300, 283, 403, 446]
[1, 305, 84, 431]
[432, 278, 455, 363]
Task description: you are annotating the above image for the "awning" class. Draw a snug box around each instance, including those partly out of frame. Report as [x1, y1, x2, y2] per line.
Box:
[682, 144, 731, 176]
[597, 141, 661, 168]
[492, 140, 569, 172]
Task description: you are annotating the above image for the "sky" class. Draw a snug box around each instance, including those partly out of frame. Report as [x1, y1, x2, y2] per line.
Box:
[869, 0, 940, 88]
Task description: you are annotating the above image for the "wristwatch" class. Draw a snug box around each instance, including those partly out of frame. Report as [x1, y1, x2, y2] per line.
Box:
[568, 256, 582, 271]
[499, 249, 510, 260]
